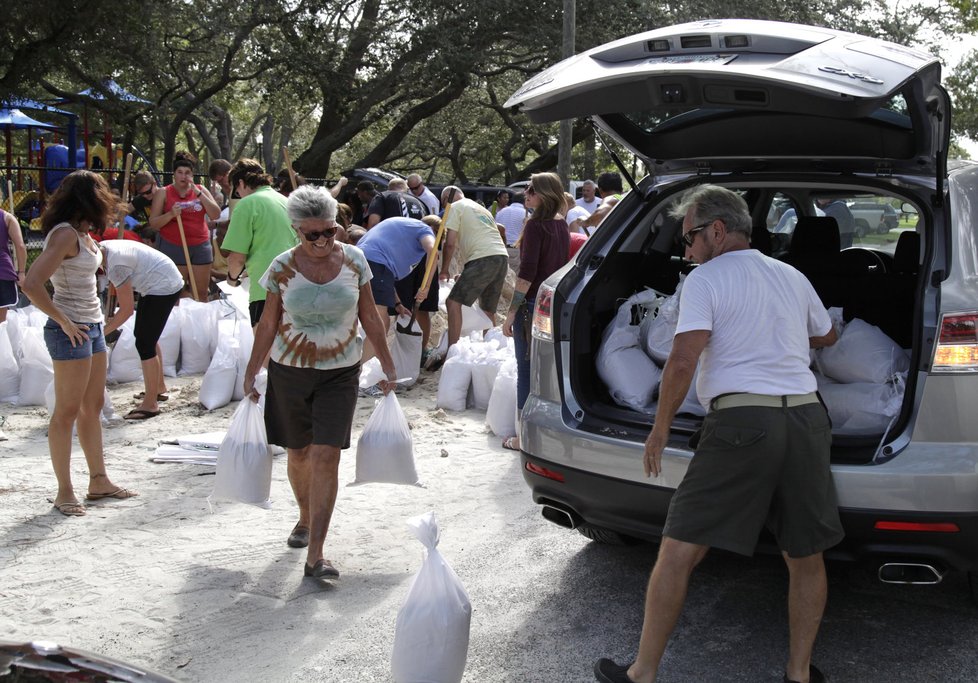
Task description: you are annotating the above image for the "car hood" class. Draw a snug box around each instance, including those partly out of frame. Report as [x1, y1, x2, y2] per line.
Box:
[505, 19, 950, 180]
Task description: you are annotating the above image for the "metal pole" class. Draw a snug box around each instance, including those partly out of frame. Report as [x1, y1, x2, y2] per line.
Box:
[556, 0, 576, 188]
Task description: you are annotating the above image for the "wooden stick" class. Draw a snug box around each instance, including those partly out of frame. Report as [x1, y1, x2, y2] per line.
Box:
[5, 181, 17, 274]
[282, 147, 298, 192]
[117, 152, 133, 239]
[175, 213, 200, 301]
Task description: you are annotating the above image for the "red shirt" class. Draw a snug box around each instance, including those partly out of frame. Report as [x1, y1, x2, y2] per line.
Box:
[160, 184, 209, 246]
[568, 232, 587, 259]
[91, 227, 143, 243]
[517, 218, 570, 300]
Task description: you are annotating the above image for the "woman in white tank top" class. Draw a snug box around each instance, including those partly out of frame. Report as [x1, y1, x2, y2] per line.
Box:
[22, 170, 138, 517]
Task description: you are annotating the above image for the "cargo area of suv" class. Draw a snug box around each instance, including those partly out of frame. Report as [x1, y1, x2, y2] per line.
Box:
[505, 19, 978, 586]
[565, 180, 927, 466]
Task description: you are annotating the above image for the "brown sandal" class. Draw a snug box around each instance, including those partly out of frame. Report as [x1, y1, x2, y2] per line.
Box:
[53, 501, 86, 516]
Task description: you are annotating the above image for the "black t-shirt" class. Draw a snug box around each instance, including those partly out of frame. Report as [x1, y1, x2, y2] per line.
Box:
[129, 194, 152, 223]
[367, 191, 427, 222]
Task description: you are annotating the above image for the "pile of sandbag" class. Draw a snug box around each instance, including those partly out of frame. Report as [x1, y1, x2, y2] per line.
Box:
[597, 278, 705, 416]
[814, 312, 910, 435]
[0, 307, 55, 407]
[435, 330, 517, 417]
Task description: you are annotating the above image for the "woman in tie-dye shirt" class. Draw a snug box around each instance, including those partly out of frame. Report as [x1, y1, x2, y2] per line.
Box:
[243, 185, 396, 582]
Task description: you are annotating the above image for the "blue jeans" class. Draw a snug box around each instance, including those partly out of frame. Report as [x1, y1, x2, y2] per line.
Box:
[514, 301, 532, 411]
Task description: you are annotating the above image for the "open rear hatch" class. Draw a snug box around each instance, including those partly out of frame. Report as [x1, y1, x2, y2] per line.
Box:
[505, 19, 949, 182]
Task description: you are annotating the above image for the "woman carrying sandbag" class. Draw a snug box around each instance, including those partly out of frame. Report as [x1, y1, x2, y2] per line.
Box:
[100, 240, 185, 420]
[243, 185, 396, 580]
[22, 170, 138, 517]
[501, 172, 569, 452]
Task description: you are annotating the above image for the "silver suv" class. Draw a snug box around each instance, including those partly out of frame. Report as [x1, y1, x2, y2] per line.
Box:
[506, 20, 978, 592]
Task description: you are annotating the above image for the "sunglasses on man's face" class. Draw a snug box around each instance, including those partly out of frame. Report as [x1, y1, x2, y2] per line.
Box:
[408, 183, 422, 192]
[680, 221, 713, 247]
[299, 226, 337, 241]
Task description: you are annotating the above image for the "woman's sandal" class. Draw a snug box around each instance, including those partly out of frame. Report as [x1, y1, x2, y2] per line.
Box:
[304, 559, 340, 579]
[52, 501, 86, 517]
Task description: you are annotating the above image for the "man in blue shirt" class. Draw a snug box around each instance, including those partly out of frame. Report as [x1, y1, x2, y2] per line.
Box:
[357, 216, 439, 360]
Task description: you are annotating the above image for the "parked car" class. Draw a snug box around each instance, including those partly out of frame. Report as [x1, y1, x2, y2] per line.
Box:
[849, 201, 900, 234]
[505, 20, 978, 596]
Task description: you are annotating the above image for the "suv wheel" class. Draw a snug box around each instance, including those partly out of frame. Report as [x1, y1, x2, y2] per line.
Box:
[576, 524, 641, 545]
[854, 218, 871, 237]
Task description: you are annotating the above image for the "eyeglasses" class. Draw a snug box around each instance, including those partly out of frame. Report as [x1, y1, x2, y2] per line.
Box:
[680, 221, 713, 247]
[408, 183, 422, 193]
[137, 188, 153, 197]
[298, 225, 338, 241]
[526, 186, 536, 196]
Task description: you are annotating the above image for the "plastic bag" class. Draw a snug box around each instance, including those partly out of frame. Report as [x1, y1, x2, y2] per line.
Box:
[641, 283, 680, 365]
[486, 358, 518, 437]
[816, 317, 910, 384]
[437, 355, 472, 411]
[18, 328, 53, 406]
[178, 300, 217, 375]
[107, 320, 143, 385]
[211, 399, 273, 508]
[0, 322, 20, 403]
[818, 373, 905, 435]
[354, 392, 420, 485]
[391, 316, 423, 387]
[597, 289, 664, 411]
[391, 511, 471, 683]
[199, 336, 238, 410]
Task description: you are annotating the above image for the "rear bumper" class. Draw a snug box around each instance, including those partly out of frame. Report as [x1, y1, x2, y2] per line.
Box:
[521, 452, 978, 571]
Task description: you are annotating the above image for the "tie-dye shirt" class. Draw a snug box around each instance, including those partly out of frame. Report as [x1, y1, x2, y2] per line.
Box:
[260, 243, 372, 370]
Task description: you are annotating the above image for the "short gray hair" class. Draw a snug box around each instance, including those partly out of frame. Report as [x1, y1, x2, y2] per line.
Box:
[287, 185, 337, 224]
[670, 184, 751, 238]
[441, 185, 462, 205]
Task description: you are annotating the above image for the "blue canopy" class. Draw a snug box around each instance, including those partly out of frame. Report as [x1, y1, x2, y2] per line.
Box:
[0, 108, 59, 130]
[3, 97, 79, 167]
[73, 79, 150, 104]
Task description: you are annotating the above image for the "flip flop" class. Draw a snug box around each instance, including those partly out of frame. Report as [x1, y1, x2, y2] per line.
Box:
[124, 409, 160, 420]
[51, 500, 86, 516]
[304, 559, 340, 579]
[85, 488, 138, 501]
[502, 436, 520, 451]
[133, 392, 169, 401]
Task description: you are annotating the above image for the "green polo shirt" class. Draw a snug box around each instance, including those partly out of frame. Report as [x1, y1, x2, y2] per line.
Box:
[221, 186, 298, 302]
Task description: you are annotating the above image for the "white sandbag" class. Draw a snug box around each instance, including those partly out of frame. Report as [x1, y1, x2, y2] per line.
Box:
[4, 309, 26, 361]
[232, 315, 255, 401]
[107, 321, 143, 385]
[359, 357, 386, 389]
[816, 318, 909, 384]
[28, 308, 48, 327]
[641, 284, 679, 365]
[178, 300, 217, 376]
[391, 511, 471, 683]
[210, 398, 273, 508]
[818, 374, 905, 435]
[486, 358, 518, 437]
[18, 328, 53, 406]
[354, 392, 419, 485]
[679, 365, 707, 417]
[159, 306, 182, 378]
[391, 316, 423, 387]
[199, 336, 239, 410]
[437, 344, 473, 412]
[597, 290, 664, 412]
[471, 359, 501, 411]
[459, 305, 493, 336]
[0, 322, 19, 403]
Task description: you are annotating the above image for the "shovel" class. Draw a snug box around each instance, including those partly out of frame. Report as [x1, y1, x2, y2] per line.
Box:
[396, 202, 451, 336]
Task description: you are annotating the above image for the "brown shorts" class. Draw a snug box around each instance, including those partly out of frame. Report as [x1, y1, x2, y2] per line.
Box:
[448, 255, 508, 313]
[264, 360, 360, 449]
[663, 401, 844, 558]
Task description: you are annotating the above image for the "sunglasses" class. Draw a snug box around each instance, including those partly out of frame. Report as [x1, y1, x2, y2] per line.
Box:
[526, 186, 536, 196]
[408, 183, 422, 192]
[137, 188, 154, 197]
[298, 226, 338, 241]
[680, 221, 713, 247]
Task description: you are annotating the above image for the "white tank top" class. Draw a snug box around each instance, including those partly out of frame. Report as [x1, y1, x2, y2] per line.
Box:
[43, 223, 104, 324]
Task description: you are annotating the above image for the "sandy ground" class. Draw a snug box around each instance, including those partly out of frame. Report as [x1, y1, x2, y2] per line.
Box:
[0, 363, 566, 682]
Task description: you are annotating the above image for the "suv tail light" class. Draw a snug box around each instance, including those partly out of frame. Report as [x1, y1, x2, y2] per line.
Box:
[933, 312, 978, 372]
[532, 283, 554, 341]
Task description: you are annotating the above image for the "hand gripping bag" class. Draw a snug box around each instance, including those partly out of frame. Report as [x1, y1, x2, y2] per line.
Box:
[391, 511, 472, 683]
[210, 398, 273, 508]
[354, 392, 420, 485]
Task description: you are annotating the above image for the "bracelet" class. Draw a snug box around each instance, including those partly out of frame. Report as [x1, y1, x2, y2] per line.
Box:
[228, 267, 245, 281]
[509, 290, 527, 312]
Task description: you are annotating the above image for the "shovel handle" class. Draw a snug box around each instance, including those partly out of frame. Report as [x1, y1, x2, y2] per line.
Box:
[418, 201, 451, 296]
[175, 213, 200, 301]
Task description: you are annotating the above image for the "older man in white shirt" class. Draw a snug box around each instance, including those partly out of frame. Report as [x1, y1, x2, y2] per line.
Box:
[406, 173, 440, 215]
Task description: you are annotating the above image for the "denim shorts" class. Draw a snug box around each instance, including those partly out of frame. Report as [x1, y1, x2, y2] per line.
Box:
[44, 318, 107, 361]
